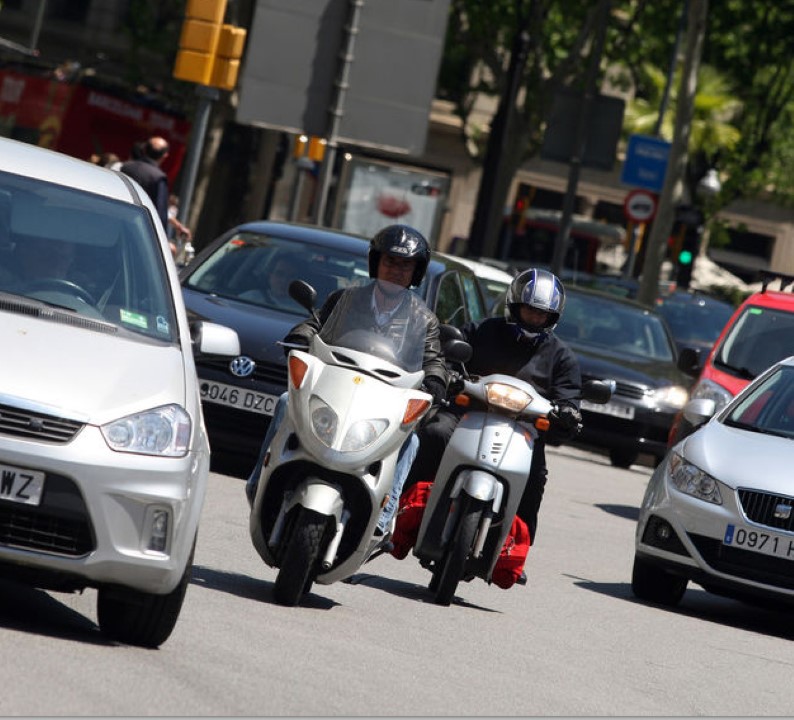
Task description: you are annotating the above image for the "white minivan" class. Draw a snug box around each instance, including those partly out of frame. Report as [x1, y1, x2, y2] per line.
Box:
[0, 137, 239, 647]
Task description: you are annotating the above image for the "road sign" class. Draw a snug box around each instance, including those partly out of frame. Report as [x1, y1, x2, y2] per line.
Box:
[624, 189, 657, 223]
[620, 134, 671, 193]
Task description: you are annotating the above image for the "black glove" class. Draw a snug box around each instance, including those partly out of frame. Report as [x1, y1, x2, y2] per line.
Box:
[421, 376, 447, 406]
[549, 405, 582, 432]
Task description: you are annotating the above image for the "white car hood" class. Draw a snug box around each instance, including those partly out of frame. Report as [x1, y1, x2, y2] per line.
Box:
[682, 420, 794, 494]
[1, 314, 186, 425]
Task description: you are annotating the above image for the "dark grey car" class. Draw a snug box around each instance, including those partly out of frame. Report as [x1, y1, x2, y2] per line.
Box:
[554, 286, 693, 468]
[180, 220, 489, 476]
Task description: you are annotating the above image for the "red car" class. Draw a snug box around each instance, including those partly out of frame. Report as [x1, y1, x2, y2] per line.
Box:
[668, 272, 794, 445]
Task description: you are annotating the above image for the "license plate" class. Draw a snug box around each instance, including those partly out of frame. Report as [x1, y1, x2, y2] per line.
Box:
[580, 398, 635, 420]
[723, 524, 794, 561]
[200, 380, 280, 415]
[0, 462, 45, 506]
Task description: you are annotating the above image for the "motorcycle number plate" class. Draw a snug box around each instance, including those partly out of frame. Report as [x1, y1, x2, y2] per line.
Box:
[200, 380, 280, 416]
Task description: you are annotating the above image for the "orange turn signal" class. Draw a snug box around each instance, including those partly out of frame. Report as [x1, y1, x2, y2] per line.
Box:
[454, 394, 470, 407]
[288, 355, 308, 388]
[403, 398, 430, 425]
[535, 417, 550, 431]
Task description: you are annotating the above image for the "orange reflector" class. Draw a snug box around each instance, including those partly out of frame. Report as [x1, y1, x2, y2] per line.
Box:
[454, 394, 470, 407]
[535, 417, 550, 431]
[403, 398, 430, 425]
[288, 355, 308, 388]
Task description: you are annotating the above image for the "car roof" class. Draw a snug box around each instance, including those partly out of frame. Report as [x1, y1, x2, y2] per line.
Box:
[435, 252, 514, 284]
[566, 283, 664, 314]
[0, 136, 134, 202]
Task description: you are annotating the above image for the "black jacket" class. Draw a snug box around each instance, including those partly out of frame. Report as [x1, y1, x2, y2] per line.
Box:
[120, 157, 169, 229]
[460, 317, 581, 410]
[285, 284, 448, 388]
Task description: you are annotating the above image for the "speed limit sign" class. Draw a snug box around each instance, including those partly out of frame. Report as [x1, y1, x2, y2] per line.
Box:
[624, 189, 658, 223]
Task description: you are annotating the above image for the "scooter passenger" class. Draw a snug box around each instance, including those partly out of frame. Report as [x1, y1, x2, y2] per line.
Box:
[245, 224, 449, 539]
[404, 268, 583, 563]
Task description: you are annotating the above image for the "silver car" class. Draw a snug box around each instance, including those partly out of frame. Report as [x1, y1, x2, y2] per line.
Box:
[633, 355, 794, 609]
[0, 137, 239, 647]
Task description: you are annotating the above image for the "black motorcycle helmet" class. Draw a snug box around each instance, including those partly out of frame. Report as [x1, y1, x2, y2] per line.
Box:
[368, 224, 431, 288]
[504, 268, 566, 333]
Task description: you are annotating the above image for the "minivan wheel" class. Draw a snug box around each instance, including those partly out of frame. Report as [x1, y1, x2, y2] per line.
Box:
[97, 540, 195, 648]
[631, 555, 687, 606]
[609, 447, 638, 468]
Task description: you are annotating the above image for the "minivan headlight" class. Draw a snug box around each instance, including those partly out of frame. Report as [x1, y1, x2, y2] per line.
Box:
[101, 404, 191, 457]
[690, 378, 734, 413]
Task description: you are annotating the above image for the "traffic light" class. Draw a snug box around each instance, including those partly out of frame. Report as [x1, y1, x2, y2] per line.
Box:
[673, 205, 704, 290]
[172, 0, 247, 90]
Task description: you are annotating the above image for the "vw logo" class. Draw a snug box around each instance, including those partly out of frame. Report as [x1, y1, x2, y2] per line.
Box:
[230, 356, 255, 378]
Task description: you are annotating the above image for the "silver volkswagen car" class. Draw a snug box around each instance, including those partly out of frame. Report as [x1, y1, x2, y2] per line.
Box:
[633, 354, 794, 611]
[0, 137, 239, 647]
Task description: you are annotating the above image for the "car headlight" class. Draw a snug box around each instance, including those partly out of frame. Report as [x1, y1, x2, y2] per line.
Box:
[668, 451, 722, 504]
[310, 397, 338, 447]
[101, 404, 191, 457]
[650, 385, 689, 409]
[485, 382, 532, 413]
[690, 378, 734, 413]
[341, 419, 389, 451]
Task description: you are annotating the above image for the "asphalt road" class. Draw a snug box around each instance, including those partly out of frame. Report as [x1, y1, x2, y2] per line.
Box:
[2, 445, 794, 716]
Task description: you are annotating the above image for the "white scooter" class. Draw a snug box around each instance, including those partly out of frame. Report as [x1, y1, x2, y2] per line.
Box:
[413, 334, 613, 605]
[249, 279, 434, 606]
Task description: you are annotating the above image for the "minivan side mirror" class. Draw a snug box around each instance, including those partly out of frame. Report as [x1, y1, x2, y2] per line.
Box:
[677, 346, 702, 378]
[190, 321, 240, 356]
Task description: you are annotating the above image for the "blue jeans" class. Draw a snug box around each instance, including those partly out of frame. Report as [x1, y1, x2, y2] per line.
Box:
[245, 392, 419, 533]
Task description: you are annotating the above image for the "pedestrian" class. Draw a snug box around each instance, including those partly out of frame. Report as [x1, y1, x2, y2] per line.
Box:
[120, 136, 190, 258]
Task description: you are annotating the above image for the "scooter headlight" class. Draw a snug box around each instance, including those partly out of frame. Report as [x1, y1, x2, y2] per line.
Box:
[310, 397, 338, 447]
[485, 382, 532, 413]
[341, 419, 389, 452]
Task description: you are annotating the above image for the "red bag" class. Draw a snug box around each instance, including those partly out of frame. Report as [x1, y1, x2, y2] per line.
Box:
[390, 480, 433, 559]
[491, 515, 531, 589]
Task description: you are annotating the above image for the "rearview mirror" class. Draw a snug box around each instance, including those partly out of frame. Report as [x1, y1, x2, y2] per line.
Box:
[677, 346, 702, 378]
[581, 379, 615, 404]
[289, 279, 317, 313]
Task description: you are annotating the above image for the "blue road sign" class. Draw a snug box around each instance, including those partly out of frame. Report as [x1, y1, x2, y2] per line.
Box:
[620, 134, 671, 193]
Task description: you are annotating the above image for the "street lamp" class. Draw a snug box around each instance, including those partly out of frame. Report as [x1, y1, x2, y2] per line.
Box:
[696, 167, 722, 199]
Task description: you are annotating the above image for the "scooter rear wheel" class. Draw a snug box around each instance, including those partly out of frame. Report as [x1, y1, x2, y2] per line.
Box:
[273, 508, 327, 606]
[432, 496, 480, 606]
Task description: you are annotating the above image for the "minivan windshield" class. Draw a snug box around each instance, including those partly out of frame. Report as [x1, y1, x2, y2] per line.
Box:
[0, 170, 177, 342]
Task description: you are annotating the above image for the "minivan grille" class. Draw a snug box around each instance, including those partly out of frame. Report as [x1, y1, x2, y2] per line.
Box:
[0, 475, 94, 556]
[738, 488, 794, 533]
[0, 403, 84, 442]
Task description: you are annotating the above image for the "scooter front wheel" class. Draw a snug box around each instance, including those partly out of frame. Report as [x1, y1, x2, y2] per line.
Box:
[273, 507, 327, 606]
[432, 496, 480, 606]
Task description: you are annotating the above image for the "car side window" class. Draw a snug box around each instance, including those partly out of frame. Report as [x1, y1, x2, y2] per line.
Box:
[434, 272, 467, 327]
[461, 273, 486, 323]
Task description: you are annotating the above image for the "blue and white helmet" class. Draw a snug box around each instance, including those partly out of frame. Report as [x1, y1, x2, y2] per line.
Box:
[504, 268, 566, 333]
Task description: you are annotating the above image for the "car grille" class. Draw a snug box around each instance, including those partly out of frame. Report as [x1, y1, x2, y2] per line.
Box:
[0, 474, 94, 556]
[611, 381, 648, 400]
[688, 533, 794, 590]
[198, 357, 288, 386]
[737, 489, 794, 533]
[0, 403, 84, 442]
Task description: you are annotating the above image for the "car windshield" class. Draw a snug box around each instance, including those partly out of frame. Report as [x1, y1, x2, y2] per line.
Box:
[555, 292, 675, 361]
[183, 231, 371, 313]
[0, 170, 177, 342]
[318, 279, 432, 373]
[723, 365, 794, 438]
[655, 295, 734, 347]
[714, 305, 794, 379]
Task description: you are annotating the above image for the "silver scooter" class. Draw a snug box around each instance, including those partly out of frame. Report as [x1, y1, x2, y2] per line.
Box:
[249, 279, 434, 606]
[413, 335, 613, 605]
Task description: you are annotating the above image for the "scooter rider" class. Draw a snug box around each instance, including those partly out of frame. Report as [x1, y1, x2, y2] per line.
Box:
[245, 224, 449, 535]
[404, 267, 582, 549]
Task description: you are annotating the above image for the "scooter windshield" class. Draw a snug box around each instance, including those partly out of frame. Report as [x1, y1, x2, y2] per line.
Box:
[318, 280, 433, 373]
